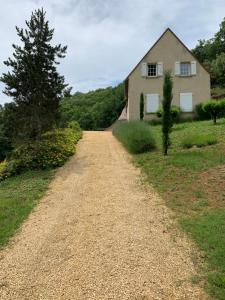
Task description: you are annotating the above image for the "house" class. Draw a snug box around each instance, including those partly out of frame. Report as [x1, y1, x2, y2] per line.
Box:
[124, 28, 210, 120]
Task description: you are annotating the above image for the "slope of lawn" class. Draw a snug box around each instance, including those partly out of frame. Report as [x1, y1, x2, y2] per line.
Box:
[0, 170, 54, 247]
[133, 119, 225, 299]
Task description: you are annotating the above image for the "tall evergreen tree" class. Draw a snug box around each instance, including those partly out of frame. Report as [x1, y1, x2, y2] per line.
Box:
[140, 93, 144, 120]
[162, 71, 173, 156]
[1, 8, 67, 141]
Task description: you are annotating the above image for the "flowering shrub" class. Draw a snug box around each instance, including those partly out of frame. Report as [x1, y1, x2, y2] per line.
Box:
[0, 127, 82, 181]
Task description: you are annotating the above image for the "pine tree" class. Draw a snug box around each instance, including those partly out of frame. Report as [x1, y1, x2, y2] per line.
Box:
[140, 93, 144, 120]
[1, 8, 67, 141]
[162, 71, 173, 155]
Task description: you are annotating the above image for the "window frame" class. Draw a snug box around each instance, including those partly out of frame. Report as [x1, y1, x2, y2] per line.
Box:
[147, 63, 158, 77]
[180, 62, 191, 76]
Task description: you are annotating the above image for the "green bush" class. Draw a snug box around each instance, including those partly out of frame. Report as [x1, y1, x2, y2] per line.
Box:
[195, 103, 211, 120]
[181, 134, 217, 149]
[113, 121, 156, 154]
[0, 127, 82, 181]
[156, 105, 181, 123]
[67, 120, 81, 132]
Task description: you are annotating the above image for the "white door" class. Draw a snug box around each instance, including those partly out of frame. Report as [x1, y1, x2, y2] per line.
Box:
[180, 93, 193, 112]
[146, 94, 160, 113]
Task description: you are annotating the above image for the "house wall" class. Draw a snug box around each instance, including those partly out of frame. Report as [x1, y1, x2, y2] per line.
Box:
[127, 30, 210, 120]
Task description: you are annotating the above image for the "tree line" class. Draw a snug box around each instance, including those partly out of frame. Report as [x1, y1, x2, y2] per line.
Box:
[193, 18, 225, 87]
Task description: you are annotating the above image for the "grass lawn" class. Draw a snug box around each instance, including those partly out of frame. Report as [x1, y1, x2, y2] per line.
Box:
[211, 86, 225, 97]
[134, 119, 225, 299]
[0, 170, 54, 248]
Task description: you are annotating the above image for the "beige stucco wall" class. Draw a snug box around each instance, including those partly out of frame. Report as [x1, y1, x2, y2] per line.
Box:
[127, 29, 210, 120]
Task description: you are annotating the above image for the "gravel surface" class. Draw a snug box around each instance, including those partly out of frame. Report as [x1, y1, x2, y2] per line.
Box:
[0, 131, 207, 299]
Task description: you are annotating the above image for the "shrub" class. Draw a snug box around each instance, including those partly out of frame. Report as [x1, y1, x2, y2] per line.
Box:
[203, 100, 225, 124]
[181, 134, 217, 149]
[156, 105, 181, 122]
[140, 93, 144, 120]
[162, 70, 173, 155]
[195, 103, 211, 120]
[113, 121, 156, 154]
[67, 120, 81, 132]
[0, 127, 82, 181]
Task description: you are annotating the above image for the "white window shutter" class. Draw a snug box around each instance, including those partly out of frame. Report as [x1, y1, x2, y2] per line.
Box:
[146, 94, 160, 113]
[157, 62, 163, 76]
[180, 93, 193, 112]
[191, 61, 197, 75]
[141, 62, 147, 77]
[175, 62, 180, 75]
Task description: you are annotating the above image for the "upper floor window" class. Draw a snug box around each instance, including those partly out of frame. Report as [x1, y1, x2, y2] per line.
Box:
[148, 63, 157, 77]
[180, 62, 191, 76]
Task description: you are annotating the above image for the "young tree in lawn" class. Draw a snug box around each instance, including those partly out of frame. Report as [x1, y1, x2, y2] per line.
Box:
[203, 100, 225, 124]
[1, 8, 67, 141]
[140, 93, 144, 120]
[162, 71, 173, 155]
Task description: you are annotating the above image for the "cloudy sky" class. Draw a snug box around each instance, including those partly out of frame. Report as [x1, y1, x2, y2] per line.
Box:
[0, 0, 225, 104]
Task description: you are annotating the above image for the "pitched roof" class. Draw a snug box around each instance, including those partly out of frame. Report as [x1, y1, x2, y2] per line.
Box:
[125, 28, 209, 81]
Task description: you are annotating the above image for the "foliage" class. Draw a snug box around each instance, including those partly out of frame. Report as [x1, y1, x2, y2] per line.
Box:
[134, 119, 225, 299]
[0, 127, 82, 181]
[0, 169, 53, 247]
[162, 70, 173, 155]
[67, 120, 81, 132]
[140, 93, 144, 120]
[195, 103, 211, 120]
[0, 8, 67, 141]
[193, 18, 225, 86]
[156, 105, 180, 123]
[0, 105, 13, 161]
[181, 134, 217, 149]
[211, 53, 225, 87]
[113, 121, 156, 154]
[0, 124, 11, 161]
[63, 86, 73, 98]
[203, 100, 225, 124]
[60, 83, 125, 130]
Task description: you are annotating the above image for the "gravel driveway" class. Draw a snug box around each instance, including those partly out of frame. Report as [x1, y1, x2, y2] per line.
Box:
[0, 131, 207, 299]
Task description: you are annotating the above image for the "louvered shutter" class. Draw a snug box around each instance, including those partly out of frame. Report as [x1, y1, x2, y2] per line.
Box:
[157, 62, 163, 76]
[191, 61, 197, 75]
[175, 62, 180, 75]
[141, 62, 147, 77]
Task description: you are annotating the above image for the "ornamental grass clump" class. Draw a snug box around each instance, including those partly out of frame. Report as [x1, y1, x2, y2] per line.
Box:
[113, 121, 156, 154]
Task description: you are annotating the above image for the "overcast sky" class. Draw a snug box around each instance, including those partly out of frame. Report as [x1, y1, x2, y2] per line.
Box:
[0, 0, 225, 104]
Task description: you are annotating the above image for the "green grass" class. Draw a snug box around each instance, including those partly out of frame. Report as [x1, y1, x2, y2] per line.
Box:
[181, 134, 217, 148]
[211, 86, 225, 97]
[181, 210, 225, 299]
[113, 121, 156, 154]
[0, 170, 54, 247]
[134, 118, 225, 299]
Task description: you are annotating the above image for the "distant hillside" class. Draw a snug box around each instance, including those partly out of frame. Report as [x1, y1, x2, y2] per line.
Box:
[60, 83, 125, 130]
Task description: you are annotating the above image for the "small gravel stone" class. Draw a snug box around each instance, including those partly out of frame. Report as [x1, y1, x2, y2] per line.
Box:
[0, 131, 207, 299]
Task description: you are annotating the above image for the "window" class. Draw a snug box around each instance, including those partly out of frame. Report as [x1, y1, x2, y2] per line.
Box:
[180, 62, 191, 76]
[180, 93, 193, 112]
[147, 63, 157, 77]
[146, 94, 159, 113]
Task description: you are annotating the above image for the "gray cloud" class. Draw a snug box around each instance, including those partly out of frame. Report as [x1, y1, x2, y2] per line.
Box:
[0, 0, 225, 104]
